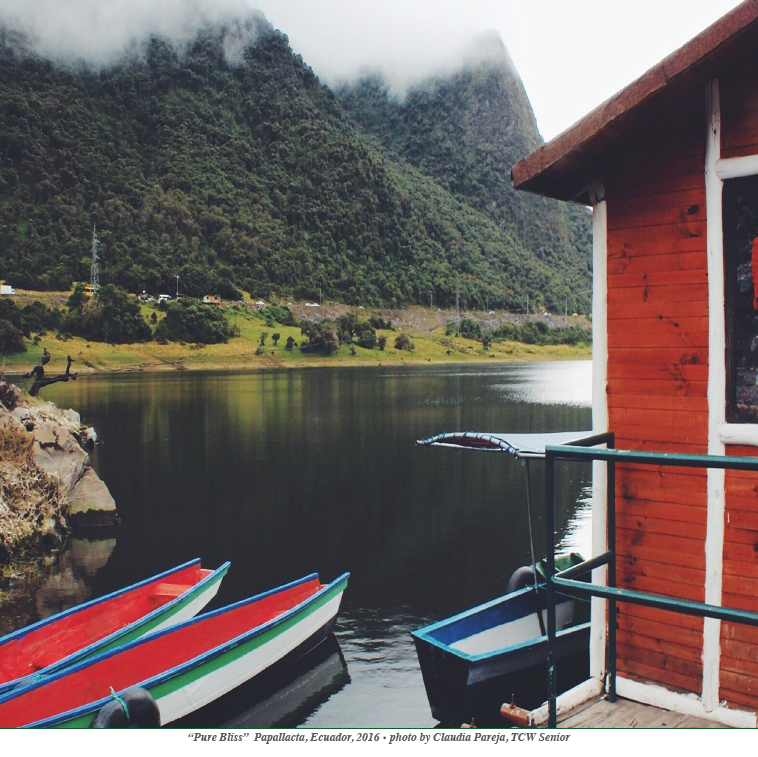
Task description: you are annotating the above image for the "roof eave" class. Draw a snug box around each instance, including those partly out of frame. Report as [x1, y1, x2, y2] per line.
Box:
[512, 0, 758, 203]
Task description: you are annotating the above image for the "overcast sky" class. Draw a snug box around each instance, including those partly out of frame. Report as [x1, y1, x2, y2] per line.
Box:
[0, 0, 746, 140]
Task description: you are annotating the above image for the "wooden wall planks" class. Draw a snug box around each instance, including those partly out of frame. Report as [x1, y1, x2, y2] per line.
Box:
[604, 86, 708, 694]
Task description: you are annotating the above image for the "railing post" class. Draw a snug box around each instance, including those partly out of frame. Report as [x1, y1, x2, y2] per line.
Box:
[607, 447, 616, 703]
[540, 439, 758, 720]
[545, 448, 557, 728]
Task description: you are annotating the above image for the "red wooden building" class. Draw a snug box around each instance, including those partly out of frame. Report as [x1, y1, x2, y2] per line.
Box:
[513, 0, 758, 726]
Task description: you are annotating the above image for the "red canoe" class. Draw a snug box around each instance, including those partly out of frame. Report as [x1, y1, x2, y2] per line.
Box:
[0, 558, 229, 694]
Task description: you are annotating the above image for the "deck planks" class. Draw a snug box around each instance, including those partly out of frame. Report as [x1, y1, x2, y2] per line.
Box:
[555, 698, 725, 729]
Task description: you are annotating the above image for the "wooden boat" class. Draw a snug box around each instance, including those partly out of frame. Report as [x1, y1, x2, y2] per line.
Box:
[412, 560, 590, 725]
[414, 430, 593, 725]
[0, 558, 229, 695]
[0, 572, 349, 728]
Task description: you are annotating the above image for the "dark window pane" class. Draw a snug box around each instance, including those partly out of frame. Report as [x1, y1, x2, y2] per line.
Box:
[724, 176, 758, 423]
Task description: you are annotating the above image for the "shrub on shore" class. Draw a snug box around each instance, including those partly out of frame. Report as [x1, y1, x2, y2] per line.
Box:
[154, 299, 239, 344]
[490, 321, 590, 346]
[300, 320, 339, 355]
[394, 333, 415, 351]
[0, 298, 61, 354]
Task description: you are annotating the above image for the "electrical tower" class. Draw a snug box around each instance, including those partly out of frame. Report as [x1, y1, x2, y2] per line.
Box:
[90, 223, 100, 298]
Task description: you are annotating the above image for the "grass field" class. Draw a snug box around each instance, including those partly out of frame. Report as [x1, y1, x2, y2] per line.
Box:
[0, 292, 591, 377]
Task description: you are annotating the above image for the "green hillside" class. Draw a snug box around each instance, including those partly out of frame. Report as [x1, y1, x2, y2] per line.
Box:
[337, 32, 591, 309]
[0, 16, 589, 312]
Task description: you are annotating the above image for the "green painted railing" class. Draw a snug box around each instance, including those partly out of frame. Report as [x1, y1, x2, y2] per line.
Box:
[544, 435, 758, 728]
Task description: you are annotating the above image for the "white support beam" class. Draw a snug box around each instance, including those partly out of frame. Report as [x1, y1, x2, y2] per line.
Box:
[718, 423, 758, 446]
[589, 183, 608, 685]
[715, 154, 758, 180]
[704, 77, 726, 713]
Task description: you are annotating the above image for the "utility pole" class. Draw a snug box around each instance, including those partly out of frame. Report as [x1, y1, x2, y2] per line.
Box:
[526, 293, 529, 315]
[176, 274, 179, 300]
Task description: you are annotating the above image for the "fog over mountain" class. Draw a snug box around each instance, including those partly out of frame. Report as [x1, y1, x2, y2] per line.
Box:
[0, 0, 262, 67]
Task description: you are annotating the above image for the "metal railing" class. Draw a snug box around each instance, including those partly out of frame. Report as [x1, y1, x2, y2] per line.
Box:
[544, 433, 758, 728]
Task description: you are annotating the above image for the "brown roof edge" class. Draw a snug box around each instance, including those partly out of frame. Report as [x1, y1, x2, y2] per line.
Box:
[512, 0, 758, 202]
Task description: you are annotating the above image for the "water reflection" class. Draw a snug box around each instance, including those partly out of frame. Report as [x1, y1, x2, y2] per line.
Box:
[0, 537, 116, 637]
[174, 635, 350, 729]
[13, 361, 592, 726]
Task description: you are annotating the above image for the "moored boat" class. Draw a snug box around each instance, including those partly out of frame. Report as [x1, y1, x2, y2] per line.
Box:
[0, 558, 229, 694]
[412, 561, 589, 725]
[0, 571, 349, 728]
[414, 430, 594, 724]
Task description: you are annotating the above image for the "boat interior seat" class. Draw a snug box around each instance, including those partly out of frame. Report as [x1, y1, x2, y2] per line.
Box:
[149, 582, 193, 599]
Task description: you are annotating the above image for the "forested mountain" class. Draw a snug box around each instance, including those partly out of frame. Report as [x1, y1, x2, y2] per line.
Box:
[0, 15, 590, 311]
[337, 32, 591, 309]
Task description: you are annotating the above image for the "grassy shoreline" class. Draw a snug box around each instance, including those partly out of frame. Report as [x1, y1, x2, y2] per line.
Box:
[1, 331, 590, 378]
[1, 293, 591, 377]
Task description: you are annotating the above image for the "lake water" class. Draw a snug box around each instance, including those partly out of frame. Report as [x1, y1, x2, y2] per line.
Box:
[5, 360, 593, 727]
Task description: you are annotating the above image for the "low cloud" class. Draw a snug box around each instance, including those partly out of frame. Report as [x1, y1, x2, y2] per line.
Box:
[0, 0, 264, 67]
[255, 0, 503, 98]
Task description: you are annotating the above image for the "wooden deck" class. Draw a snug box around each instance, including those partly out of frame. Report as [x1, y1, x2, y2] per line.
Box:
[554, 697, 726, 728]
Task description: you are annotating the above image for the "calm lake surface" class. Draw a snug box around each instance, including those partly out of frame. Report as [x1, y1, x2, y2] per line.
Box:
[7, 360, 593, 727]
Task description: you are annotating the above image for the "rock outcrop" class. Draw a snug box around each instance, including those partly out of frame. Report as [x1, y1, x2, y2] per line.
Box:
[0, 381, 117, 563]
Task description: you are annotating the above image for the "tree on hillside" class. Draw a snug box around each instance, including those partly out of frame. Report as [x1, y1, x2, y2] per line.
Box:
[300, 320, 339, 355]
[394, 333, 415, 351]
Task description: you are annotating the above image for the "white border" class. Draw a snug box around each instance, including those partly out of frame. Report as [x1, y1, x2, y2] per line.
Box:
[590, 186, 608, 684]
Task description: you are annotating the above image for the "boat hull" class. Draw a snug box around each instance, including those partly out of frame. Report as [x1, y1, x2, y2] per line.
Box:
[413, 586, 590, 725]
[143, 588, 344, 727]
[174, 630, 348, 728]
[0, 572, 349, 728]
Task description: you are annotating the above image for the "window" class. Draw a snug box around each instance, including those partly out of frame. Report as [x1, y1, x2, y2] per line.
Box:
[724, 175, 758, 422]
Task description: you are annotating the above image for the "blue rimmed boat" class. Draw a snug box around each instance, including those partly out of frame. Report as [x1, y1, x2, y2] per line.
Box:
[0, 571, 349, 728]
[413, 430, 592, 725]
[0, 558, 229, 694]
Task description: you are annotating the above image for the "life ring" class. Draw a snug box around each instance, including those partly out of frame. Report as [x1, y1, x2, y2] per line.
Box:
[506, 565, 537, 593]
[90, 687, 161, 728]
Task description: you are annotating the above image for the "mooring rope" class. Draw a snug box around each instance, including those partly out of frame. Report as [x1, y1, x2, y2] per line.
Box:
[109, 686, 130, 725]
